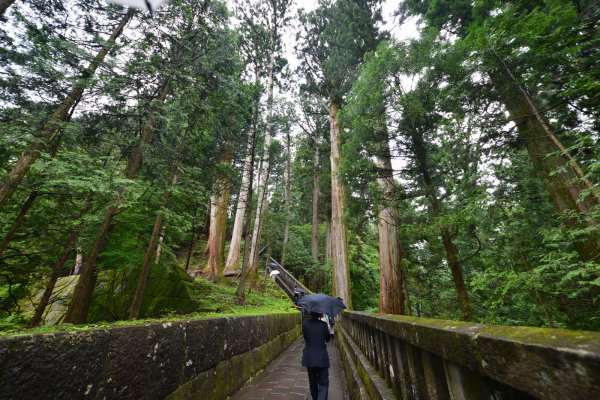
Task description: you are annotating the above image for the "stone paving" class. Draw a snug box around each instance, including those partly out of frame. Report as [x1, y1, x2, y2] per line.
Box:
[230, 337, 348, 400]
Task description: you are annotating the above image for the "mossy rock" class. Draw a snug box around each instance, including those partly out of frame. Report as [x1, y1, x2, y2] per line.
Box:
[25, 264, 201, 325]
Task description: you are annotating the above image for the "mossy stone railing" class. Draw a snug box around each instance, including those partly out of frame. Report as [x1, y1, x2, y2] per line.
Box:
[0, 312, 300, 400]
[336, 311, 600, 400]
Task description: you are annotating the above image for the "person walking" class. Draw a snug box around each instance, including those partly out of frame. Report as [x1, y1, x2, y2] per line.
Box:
[302, 311, 330, 400]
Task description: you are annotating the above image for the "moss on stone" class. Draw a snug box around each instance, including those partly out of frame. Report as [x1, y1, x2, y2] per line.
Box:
[165, 316, 301, 400]
[341, 311, 600, 400]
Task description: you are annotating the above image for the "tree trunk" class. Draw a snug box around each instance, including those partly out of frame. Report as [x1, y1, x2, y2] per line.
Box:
[325, 217, 331, 266]
[375, 133, 405, 315]
[248, 47, 276, 279]
[236, 160, 255, 300]
[29, 229, 79, 327]
[0, 100, 79, 256]
[129, 190, 168, 319]
[74, 246, 83, 275]
[311, 135, 321, 262]
[0, 0, 17, 16]
[155, 227, 166, 264]
[411, 133, 474, 320]
[0, 192, 38, 257]
[185, 227, 195, 271]
[329, 100, 352, 309]
[129, 122, 190, 319]
[207, 141, 233, 282]
[0, 10, 134, 210]
[63, 78, 171, 324]
[403, 271, 413, 316]
[490, 55, 600, 263]
[440, 228, 473, 320]
[281, 130, 292, 266]
[224, 128, 256, 273]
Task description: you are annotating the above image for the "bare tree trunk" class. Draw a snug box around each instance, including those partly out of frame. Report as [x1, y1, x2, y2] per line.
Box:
[490, 55, 600, 263]
[376, 133, 405, 315]
[129, 122, 190, 319]
[155, 227, 166, 264]
[207, 141, 233, 282]
[63, 78, 170, 324]
[281, 130, 292, 266]
[0, 10, 134, 210]
[28, 230, 78, 327]
[329, 100, 351, 309]
[224, 128, 256, 273]
[73, 246, 83, 275]
[248, 48, 276, 279]
[0, 0, 17, 17]
[236, 159, 255, 300]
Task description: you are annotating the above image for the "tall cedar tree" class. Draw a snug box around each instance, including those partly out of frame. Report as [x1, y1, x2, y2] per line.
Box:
[297, 0, 386, 308]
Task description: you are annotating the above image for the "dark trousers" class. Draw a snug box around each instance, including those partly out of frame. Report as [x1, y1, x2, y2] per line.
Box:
[307, 367, 329, 400]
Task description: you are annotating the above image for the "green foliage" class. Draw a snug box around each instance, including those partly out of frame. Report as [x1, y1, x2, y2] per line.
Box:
[348, 232, 379, 311]
[1, 0, 598, 334]
[0, 274, 295, 336]
[296, 0, 386, 102]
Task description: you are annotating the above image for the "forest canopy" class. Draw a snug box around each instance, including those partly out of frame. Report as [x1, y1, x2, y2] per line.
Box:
[0, 0, 598, 331]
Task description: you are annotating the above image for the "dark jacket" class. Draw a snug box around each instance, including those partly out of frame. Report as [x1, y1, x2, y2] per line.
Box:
[301, 319, 330, 368]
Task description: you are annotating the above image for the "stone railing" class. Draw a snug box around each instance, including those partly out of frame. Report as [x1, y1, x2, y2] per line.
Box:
[337, 311, 600, 400]
[0, 312, 301, 400]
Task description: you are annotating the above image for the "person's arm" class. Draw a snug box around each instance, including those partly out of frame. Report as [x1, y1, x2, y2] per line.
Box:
[324, 323, 330, 343]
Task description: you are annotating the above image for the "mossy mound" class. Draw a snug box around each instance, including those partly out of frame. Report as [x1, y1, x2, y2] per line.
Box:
[25, 264, 200, 325]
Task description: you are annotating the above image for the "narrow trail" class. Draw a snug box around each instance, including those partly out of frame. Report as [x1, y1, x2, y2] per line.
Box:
[230, 337, 348, 400]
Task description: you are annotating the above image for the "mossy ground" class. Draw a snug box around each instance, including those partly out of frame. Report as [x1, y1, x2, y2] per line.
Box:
[0, 273, 296, 338]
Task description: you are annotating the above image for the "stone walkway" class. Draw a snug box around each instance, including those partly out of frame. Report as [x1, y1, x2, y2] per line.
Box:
[230, 337, 348, 400]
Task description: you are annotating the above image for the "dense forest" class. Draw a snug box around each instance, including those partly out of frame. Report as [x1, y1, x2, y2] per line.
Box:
[0, 0, 598, 332]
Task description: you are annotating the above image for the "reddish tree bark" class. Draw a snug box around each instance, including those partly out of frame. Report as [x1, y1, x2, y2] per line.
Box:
[248, 49, 276, 279]
[207, 141, 233, 282]
[329, 100, 352, 309]
[225, 129, 256, 274]
[235, 157, 255, 301]
[375, 133, 405, 315]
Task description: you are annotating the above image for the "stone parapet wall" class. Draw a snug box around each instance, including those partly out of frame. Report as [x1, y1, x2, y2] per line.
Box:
[338, 311, 600, 400]
[0, 312, 301, 400]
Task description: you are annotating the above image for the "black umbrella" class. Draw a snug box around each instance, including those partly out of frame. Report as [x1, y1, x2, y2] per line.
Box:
[298, 293, 346, 320]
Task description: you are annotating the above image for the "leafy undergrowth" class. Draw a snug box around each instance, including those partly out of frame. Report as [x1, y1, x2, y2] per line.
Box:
[0, 275, 297, 338]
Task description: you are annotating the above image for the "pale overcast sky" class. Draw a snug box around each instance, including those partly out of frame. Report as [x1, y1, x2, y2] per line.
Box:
[283, 0, 420, 76]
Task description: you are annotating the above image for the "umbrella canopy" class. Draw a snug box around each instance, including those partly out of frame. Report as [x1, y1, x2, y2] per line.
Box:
[298, 293, 346, 320]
